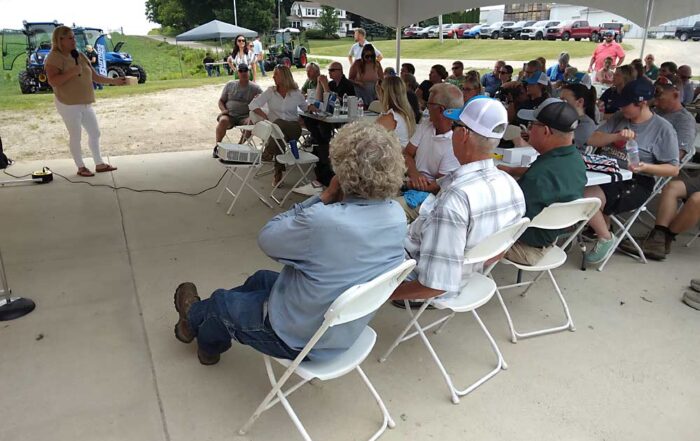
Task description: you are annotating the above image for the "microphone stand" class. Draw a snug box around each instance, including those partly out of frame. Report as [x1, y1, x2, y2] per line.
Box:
[0, 247, 35, 321]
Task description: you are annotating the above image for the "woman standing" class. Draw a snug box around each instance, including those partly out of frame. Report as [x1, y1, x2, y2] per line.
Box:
[349, 44, 383, 106]
[227, 35, 257, 80]
[249, 65, 315, 186]
[375, 76, 416, 149]
[45, 26, 125, 177]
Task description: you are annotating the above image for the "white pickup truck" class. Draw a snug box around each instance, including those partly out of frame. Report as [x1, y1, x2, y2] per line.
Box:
[520, 20, 560, 40]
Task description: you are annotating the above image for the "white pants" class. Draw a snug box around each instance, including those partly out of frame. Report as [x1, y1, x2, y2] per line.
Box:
[54, 99, 103, 168]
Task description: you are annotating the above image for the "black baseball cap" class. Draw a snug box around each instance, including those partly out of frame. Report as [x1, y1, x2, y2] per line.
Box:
[617, 78, 655, 107]
[517, 98, 579, 132]
[237, 63, 249, 72]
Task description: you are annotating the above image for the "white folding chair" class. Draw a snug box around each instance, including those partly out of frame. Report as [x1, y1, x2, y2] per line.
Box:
[215, 121, 273, 215]
[687, 229, 700, 247]
[495, 198, 601, 342]
[267, 121, 319, 206]
[379, 218, 530, 404]
[239, 259, 416, 441]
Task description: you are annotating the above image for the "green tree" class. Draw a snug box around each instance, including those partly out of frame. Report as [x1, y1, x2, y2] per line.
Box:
[145, 0, 275, 34]
[317, 6, 340, 37]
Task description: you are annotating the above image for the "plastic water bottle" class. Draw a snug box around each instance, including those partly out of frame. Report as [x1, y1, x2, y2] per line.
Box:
[289, 139, 300, 159]
[333, 101, 340, 116]
[342, 94, 348, 113]
[625, 139, 640, 168]
[357, 97, 364, 117]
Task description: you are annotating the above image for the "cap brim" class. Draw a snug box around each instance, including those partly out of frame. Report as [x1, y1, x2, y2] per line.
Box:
[517, 108, 537, 121]
[442, 108, 462, 121]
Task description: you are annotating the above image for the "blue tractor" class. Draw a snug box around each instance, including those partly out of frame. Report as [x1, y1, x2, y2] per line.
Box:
[72, 27, 147, 83]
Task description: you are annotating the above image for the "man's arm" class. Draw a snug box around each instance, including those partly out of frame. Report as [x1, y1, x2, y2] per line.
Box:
[403, 143, 431, 190]
[616, 55, 625, 68]
[218, 98, 227, 113]
[258, 196, 321, 263]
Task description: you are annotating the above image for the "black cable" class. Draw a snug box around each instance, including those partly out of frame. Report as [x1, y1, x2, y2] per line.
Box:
[3, 168, 228, 196]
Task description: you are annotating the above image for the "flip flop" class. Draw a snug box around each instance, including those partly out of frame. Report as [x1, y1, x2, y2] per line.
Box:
[95, 164, 118, 173]
[77, 168, 94, 177]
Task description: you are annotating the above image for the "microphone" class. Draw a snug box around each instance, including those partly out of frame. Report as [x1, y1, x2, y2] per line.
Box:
[70, 49, 81, 76]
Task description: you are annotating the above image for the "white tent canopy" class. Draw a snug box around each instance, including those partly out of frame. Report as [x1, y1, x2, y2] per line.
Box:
[175, 19, 257, 41]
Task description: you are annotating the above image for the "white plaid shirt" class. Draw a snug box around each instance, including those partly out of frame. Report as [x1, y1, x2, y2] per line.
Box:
[405, 159, 526, 293]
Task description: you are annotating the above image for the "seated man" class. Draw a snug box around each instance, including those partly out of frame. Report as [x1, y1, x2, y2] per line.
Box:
[214, 63, 262, 157]
[446, 61, 466, 87]
[399, 83, 463, 221]
[654, 75, 697, 159]
[391, 97, 525, 305]
[498, 98, 587, 265]
[301, 62, 321, 100]
[173, 122, 407, 365]
[293, 62, 356, 196]
[583, 78, 680, 264]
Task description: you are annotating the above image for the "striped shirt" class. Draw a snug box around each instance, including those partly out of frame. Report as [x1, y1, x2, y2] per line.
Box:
[405, 159, 526, 293]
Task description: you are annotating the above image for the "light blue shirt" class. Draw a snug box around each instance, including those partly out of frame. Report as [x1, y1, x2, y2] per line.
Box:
[259, 195, 407, 361]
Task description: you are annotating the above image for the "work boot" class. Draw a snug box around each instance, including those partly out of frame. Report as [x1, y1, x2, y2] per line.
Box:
[197, 347, 221, 365]
[173, 282, 201, 344]
[640, 229, 667, 261]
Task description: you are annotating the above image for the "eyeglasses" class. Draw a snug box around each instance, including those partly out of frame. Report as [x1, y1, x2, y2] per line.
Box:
[451, 121, 468, 130]
[426, 102, 445, 110]
[527, 121, 546, 130]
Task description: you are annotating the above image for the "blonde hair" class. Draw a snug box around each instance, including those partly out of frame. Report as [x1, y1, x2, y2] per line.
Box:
[378, 76, 416, 137]
[330, 121, 406, 200]
[51, 25, 73, 53]
[429, 83, 464, 109]
[274, 65, 298, 91]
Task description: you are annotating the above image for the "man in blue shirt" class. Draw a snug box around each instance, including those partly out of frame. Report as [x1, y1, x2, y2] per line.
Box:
[173, 122, 408, 364]
[547, 52, 569, 84]
[482, 60, 506, 96]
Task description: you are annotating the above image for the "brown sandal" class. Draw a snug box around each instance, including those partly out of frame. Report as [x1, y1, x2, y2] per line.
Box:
[95, 164, 118, 173]
[77, 167, 94, 177]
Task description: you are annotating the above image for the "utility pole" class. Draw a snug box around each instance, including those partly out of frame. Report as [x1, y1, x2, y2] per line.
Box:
[278, 0, 282, 29]
[233, 0, 238, 25]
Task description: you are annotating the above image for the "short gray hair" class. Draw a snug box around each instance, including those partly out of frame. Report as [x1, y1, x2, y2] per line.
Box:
[330, 121, 406, 200]
[429, 83, 464, 109]
[306, 62, 320, 75]
[470, 131, 501, 151]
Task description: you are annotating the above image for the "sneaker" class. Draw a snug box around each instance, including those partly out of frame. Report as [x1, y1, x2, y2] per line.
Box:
[292, 181, 324, 196]
[212, 145, 219, 159]
[173, 282, 201, 344]
[682, 289, 700, 311]
[585, 233, 617, 265]
[691, 279, 700, 293]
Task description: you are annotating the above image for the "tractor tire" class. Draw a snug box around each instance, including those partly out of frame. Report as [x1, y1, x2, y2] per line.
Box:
[535, 32, 543, 40]
[562, 32, 571, 41]
[679, 32, 689, 41]
[281, 57, 292, 68]
[107, 66, 126, 79]
[18, 71, 36, 94]
[133, 64, 147, 84]
[295, 49, 307, 68]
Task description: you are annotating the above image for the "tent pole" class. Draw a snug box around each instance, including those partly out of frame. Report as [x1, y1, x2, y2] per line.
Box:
[439, 15, 443, 44]
[176, 41, 184, 78]
[395, 0, 401, 71]
[639, 0, 655, 58]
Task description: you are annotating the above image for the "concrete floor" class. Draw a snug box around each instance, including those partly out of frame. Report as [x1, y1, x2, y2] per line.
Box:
[1, 151, 699, 441]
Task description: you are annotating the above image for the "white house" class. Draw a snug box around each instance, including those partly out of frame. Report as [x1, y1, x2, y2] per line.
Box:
[288, 1, 354, 37]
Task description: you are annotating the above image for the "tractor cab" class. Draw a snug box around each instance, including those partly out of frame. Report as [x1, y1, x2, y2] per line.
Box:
[4, 21, 63, 93]
[263, 29, 308, 70]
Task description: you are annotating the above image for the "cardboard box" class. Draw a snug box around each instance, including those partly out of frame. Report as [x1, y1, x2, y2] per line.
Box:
[124, 76, 138, 86]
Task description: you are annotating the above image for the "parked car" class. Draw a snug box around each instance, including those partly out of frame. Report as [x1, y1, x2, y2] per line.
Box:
[403, 26, 423, 38]
[599, 22, 625, 42]
[438, 24, 457, 38]
[546, 20, 601, 41]
[501, 20, 536, 40]
[480, 21, 515, 39]
[520, 20, 560, 40]
[675, 21, 700, 41]
[415, 25, 438, 38]
[462, 25, 484, 39]
[447, 23, 475, 38]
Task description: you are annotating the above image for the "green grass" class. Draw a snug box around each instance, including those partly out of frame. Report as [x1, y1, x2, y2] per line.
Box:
[308, 38, 633, 60]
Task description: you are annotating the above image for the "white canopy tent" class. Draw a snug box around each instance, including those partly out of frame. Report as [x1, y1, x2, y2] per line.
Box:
[317, 0, 700, 69]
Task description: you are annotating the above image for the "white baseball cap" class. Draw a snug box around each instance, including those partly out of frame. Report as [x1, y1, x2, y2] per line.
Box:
[443, 96, 508, 139]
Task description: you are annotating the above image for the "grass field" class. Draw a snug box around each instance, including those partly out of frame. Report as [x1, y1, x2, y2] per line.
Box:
[308, 37, 633, 60]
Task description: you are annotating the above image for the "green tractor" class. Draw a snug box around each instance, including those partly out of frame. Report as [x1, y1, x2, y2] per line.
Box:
[263, 29, 308, 70]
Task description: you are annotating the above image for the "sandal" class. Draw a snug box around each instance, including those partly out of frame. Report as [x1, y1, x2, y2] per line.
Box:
[95, 164, 118, 173]
[77, 167, 94, 177]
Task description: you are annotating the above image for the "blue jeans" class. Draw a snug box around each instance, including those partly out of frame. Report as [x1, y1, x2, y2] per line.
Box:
[257, 60, 266, 76]
[187, 270, 301, 360]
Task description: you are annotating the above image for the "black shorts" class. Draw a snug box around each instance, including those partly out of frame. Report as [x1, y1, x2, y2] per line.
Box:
[601, 175, 655, 215]
[680, 170, 700, 197]
[217, 114, 247, 129]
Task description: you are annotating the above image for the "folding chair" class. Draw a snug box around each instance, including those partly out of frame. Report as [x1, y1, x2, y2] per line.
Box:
[267, 121, 319, 206]
[495, 198, 601, 342]
[379, 218, 530, 404]
[239, 259, 416, 441]
[215, 122, 273, 215]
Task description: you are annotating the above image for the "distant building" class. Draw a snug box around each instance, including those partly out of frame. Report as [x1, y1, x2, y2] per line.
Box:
[504, 3, 551, 22]
[288, 1, 353, 37]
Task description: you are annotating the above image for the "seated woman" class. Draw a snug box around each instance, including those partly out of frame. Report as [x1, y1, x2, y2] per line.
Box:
[375, 76, 417, 149]
[598, 65, 635, 121]
[559, 81, 598, 151]
[416, 64, 448, 110]
[349, 44, 383, 106]
[460, 75, 483, 102]
[249, 65, 315, 185]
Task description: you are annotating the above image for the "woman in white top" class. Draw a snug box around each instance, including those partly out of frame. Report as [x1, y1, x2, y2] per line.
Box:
[250, 65, 315, 185]
[375, 76, 416, 149]
[227, 35, 257, 80]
